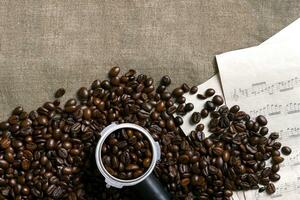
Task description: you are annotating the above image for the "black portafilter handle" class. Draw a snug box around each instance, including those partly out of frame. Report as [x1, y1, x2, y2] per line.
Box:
[132, 173, 170, 200]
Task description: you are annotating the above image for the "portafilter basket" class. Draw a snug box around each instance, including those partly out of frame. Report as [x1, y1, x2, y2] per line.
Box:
[95, 123, 170, 200]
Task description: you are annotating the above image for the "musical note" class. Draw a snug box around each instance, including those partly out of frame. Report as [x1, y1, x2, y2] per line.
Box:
[230, 77, 300, 101]
[248, 102, 300, 118]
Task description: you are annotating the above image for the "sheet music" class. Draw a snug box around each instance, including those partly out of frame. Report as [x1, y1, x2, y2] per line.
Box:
[216, 33, 300, 200]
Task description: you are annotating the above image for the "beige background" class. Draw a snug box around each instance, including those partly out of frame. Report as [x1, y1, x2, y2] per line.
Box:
[0, 0, 299, 119]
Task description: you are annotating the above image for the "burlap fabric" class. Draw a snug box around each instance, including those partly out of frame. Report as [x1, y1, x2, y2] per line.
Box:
[0, 1, 299, 119]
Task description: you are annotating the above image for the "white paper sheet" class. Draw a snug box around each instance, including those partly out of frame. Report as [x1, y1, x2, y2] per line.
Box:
[216, 25, 300, 200]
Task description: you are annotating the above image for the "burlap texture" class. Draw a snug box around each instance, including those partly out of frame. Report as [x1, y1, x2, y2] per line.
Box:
[0, 1, 299, 119]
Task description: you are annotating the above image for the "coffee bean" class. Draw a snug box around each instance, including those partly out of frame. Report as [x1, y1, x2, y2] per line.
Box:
[184, 103, 194, 112]
[55, 88, 66, 98]
[77, 87, 89, 100]
[0, 160, 9, 169]
[143, 158, 151, 168]
[272, 156, 284, 164]
[205, 88, 215, 97]
[260, 127, 269, 136]
[281, 146, 292, 155]
[190, 86, 198, 94]
[212, 95, 224, 106]
[229, 105, 240, 113]
[266, 183, 276, 194]
[269, 132, 279, 140]
[181, 83, 190, 93]
[200, 109, 209, 118]
[161, 75, 171, 86]
[205, 101, 216, 111]
[0, 137, 11, 149]
[58, 148, 68, 158]
[37, 115, 48, 126]
[196, 124, 204, 132]
[191, 112, 201, 124]
[172, 88, 184, 97]
[197, 93, 206, 100]
[180, 178, 190, 186]
[109, 66, 120, 77]
[212, 147, 224, 156]
[21, 159, 30, 171]
[174, 116, 183, 126]
[125, 164, 139, 171]
[256, 115, 267, 126]
[156, 101, 165, 112]
[269, 173, 280, 182]
[222, 150, 230, 162]
[46, 139, 56, 150]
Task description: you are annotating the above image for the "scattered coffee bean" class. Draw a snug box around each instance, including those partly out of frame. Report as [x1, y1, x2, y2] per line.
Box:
[212, 95, 224, 106]
[190, 86, 198, 94]
[266, 183, 276, 194]
[109, 66, 120, 77]
[54, 88, 66, 98]
[205, 88, 215, 97]
[191, 112, 201, 124]
[161, 75, 171, 86]
[184, 103, 194, 112]
[196, 93, 206, 100]
[281, 146, 292, 155]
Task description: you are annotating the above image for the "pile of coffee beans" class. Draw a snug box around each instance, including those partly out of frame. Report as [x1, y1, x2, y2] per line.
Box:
[0, 66, 291, 200]
[101, 128, 152, 180]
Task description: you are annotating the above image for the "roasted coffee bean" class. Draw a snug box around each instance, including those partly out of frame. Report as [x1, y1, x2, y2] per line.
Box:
[184, 103, 194, 112]
[272, 156, 284, 164]
[205, 88, 215, 97]
[172, 88, 184, 97]
[212, 95, 224, 106]
[229, 105, 240, 113]
[54, 88, 66, 98]
[269, 132, 279, 140]
[109, 66, 120, 77]
[197, 93, 206, 100]
[190, 86, 198, 94]
[77, 87, 89, 100]
[256, 115, 267, 126]
[161, 75, 171, 86]
[176, 96, 186, 104]
[200, 109, 209, 118]
[266, 183, 276, 194]
[281, 146, 292, 155]
[181, 83, 190, 93]
[57, 148, 68, 158]
[205, 101, 216, 111]
[174, 116, 183, 126]
[191, 112, 201, 124]
[0, 160, 9, 169]
[269, 173, 280, 182]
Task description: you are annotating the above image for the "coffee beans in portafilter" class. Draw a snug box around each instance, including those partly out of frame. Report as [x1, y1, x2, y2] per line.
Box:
[101, 128, 152, 180]
[0, 66, 291, 200]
